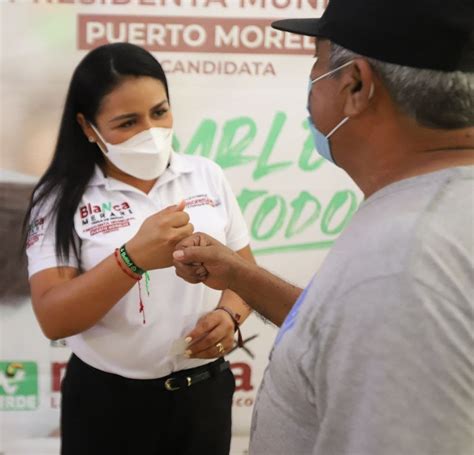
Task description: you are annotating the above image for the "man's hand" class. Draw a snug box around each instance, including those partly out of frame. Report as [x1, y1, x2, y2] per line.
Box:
[174, 233, 303, 327]
[173, 233, 242, 290]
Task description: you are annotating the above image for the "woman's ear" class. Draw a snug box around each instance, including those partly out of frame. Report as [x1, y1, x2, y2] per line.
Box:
[343, 59, 376, 118]
[76, 113, 96, 143]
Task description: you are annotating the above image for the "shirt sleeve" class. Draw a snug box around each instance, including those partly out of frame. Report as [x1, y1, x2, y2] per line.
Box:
[26, 197, 80, 278]
[303, 273, 473, 455]
[216, 167, 251, 252]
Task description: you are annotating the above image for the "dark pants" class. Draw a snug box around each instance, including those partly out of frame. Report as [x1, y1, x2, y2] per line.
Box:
[61, 354, 235, 455]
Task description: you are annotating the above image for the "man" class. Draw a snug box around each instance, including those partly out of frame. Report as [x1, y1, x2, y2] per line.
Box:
[173, 0, 474, 453]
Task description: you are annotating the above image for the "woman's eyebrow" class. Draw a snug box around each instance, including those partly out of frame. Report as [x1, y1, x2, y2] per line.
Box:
[149, 99, 168, 112]
[108, 112, 137, 123]
[108, 100, 168, 124]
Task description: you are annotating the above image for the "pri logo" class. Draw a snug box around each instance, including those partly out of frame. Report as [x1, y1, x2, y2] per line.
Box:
[0, 361, 39, 411]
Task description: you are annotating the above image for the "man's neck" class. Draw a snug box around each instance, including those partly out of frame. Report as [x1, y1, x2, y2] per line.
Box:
[363, 151, 473, 197]
[347, 122, 474, 198]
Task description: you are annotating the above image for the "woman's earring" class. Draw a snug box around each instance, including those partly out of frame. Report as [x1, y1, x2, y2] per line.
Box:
[88, 137, 95, 143]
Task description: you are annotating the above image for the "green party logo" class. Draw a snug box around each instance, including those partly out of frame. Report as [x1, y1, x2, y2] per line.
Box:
[0, 361, 39, 411]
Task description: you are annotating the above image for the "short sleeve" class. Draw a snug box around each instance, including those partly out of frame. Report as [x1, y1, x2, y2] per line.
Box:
[26, 196, 79, 278]
[217, 169, 250, 252]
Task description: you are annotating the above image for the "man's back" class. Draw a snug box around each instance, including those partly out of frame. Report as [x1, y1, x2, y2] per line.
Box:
[250, 166, 474, 455]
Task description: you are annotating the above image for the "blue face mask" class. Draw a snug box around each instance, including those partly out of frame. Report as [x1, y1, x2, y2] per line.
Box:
[307, 60, 354, 164]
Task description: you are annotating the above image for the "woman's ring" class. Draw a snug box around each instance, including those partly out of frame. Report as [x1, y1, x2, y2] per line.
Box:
[216, 342, 225, 355]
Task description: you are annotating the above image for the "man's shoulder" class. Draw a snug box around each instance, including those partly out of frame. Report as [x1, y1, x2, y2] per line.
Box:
[311, 166, 473, 303]
[354, 165, 473, 251]
[402, 166, 473, 270]
[408, 166, 473, 298]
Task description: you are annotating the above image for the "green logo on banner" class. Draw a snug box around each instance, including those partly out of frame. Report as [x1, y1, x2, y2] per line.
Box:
[0, 361, 39, 411]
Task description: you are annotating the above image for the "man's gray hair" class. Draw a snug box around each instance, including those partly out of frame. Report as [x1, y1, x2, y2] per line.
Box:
[329, 42, 474, 129]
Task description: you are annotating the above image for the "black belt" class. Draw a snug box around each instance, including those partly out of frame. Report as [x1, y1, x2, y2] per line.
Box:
[163, 360, 230, 391]
[69, 355, 230, 392]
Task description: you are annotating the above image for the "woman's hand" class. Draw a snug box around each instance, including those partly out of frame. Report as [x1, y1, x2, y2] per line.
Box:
[184, 309, 235, 359]
[126, 201, 194, 270]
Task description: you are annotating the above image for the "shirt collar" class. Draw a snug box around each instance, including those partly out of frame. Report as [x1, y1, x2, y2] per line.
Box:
[88, 166, 106, 187]
[87, 151, 194, 189]
[168, 151, 194, 175]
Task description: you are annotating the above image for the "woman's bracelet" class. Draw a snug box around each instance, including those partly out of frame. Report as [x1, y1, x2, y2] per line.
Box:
[119, 244, 146, 276]
[214, 306, 244, 348]
[114, 249, 141, 281]
[114, 248, 150, 325]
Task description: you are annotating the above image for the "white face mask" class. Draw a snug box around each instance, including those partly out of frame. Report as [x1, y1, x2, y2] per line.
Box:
[90, 125, 173, 180]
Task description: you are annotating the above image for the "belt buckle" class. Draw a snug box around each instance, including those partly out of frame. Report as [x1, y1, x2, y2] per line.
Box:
[165, 377, 180, 391]
[164, 376, 192, 391]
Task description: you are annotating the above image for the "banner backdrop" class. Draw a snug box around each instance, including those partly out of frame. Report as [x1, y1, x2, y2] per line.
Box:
[0, 0, 362, 451]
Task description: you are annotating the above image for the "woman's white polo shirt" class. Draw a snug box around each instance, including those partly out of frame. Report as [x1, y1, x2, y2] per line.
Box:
[26, 153, 250, 379]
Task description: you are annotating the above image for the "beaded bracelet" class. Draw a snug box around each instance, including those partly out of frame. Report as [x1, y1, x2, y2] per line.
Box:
[214, 306, 244, 348]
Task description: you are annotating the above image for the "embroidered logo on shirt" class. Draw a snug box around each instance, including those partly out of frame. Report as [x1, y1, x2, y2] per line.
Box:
[26, 217, 45, 249]
[185, 194, 221, 208]
[79, 201, 135, 236]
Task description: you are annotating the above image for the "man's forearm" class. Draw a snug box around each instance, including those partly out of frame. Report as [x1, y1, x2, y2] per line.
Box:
[229, 259, 303, 327]
[172, 235, 303, 326]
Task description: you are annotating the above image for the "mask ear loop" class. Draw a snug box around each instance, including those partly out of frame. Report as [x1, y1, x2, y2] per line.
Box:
[310, 59, 355, 84]
[327, 116, 350, 139]
[88, 123, 108, 154]
[328, 82, 374, 139]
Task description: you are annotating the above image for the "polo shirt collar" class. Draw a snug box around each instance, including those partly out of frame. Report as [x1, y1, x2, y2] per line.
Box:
[168, 151, 193, 175]
[87, 151, 194, 191]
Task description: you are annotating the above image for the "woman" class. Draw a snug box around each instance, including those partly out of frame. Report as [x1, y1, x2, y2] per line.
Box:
[23, 43, 253, 455]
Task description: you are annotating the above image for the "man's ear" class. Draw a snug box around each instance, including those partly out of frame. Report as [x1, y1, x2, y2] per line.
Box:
[76, 113, 97, 143]
[342, 59, 376, 117]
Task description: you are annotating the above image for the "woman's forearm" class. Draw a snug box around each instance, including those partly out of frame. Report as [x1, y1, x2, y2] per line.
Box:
[31, 254, 138, 340]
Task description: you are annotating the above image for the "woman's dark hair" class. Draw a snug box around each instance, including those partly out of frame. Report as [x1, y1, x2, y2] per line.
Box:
[22, 43, 170, 264]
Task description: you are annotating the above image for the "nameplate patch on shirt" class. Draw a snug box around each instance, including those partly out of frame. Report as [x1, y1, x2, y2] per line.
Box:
[79, 201, 135, 236]
[185, 194, 221, 208]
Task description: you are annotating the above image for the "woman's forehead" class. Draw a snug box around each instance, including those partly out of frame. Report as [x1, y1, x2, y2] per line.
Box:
[99, 77, 168, 115]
